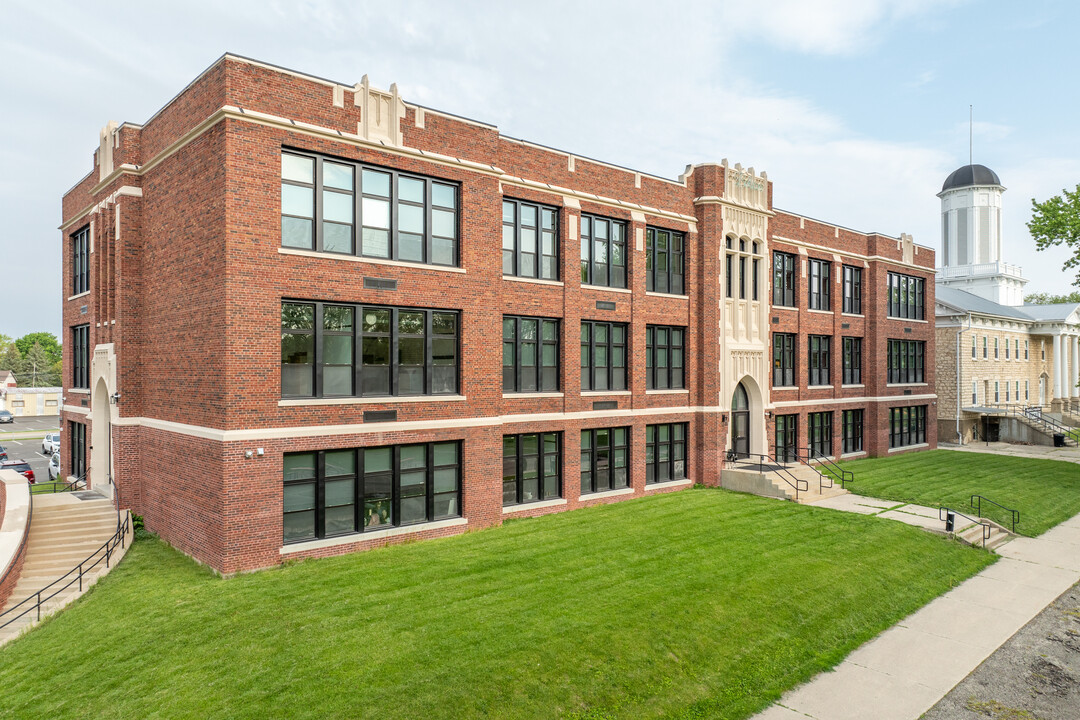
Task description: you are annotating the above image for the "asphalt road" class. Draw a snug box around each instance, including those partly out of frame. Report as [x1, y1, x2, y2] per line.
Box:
[0, 437, 55, 481]
[0, 415, 61, 434]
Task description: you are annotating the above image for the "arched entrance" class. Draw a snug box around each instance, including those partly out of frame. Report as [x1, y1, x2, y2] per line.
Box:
[730, 382, 750, 459]
[90, 378, 113, 498]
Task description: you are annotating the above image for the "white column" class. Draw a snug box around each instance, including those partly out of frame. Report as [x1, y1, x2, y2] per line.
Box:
[1071, 335, 1079, 399]
[1052, 334, 1063, 400]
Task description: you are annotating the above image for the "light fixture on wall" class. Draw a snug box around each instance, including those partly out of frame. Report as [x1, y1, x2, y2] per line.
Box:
[110, 392, 121, 404]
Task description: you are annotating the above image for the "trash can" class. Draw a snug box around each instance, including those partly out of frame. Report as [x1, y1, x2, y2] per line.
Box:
[1054, 434, 1066, 447]
[945, 511, 955, 533]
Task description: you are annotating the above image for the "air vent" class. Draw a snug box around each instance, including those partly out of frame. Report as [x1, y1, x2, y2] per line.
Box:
[772, 316, 780, 324]
[80, 305, 88, 315]
[841, 322, 850, 329]
[81, 398, 88, 407]
[592, 400, 618, 410]
[903, 390, 912, 396]
[596, 301, 616, 311]
[903, 327, 912, 334]
[363, 410, 398, 423]
[363, 277, 398, 291]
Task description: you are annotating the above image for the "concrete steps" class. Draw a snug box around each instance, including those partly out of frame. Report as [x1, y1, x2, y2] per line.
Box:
[763, 463, 850, 504]
[0, 493, 130, 646]
[953, 519, 1015, 551]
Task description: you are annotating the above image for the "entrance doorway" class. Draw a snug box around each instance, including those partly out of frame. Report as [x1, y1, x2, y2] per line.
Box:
[90, 378, 113, 499]
[730, 383, 750, 459]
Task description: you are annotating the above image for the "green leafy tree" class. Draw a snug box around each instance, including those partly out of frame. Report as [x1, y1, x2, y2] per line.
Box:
[1023, 290, 1080, 305]
[0, 342, 21, 375]
[14, 332, 62, 365]
[1028, 184, 1080, 287]
[21, 342, 60, 387]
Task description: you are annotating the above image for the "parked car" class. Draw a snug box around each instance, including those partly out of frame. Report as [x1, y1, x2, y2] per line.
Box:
[0, 459, 35, 483]
[0, 445, 7, 461]
[48, 454, 60, 481]
[42, 433, 60, 455]
[0, 410, 13, 424]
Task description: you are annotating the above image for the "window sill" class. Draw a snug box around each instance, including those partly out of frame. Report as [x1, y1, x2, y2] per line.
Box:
[581, 390, 632, 397]
[886, 317, 928, 324]
[841, 312, 864, 319]
[773, 385, 798, 391]
[885, 383, 927, 388]
[773, 305, 798, 312]
[278, 395, 467, 407]
[67, 291, 90, 301]
[807, 385, 834, 389]
[580, 284, 631, 294]
[645, 291, 688, 299]
[840, 451, 867, 459]
[887, 443, 929, 453]
[646, 389, 690, 395]
[502, 392, 564, 399]
[644, 478, 692, 492]
[841, 384, 865, 389]
[807, 309, 834, 315]
[502, 498, 567, 514]
[503, 276, 564, 287]
[579, 487, 634, 501]
[67, 388, 90, 395]
[278, 247, 467, 274]
[280, 517, 468, 555]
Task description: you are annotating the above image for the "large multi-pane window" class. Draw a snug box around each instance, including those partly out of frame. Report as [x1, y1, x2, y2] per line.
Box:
[887, 272, 925, 320]
[809, 412, 833, 458]
[775, 414, 798, 462]
[281, 302, 458, 398]
[842, 337, 862, 385]
[503, 316, 559, 393]
[772, 251, 796, 307]
[281, 151, 458, 266]
[503, 199, 558, 280]
[646, 227, 684, 294]
[889, 406, 927, 448]
[580, 427, 629, 494]
[72, 324, 90, 389]
[580, 214, 627, 288]
[808, 259, 831, 311]
[503, 433, 561, 506]
[646, 423, 687, 484]
[69, 421, 86, 481]
[646, 325, 685, 390]
[283, 442, 461, 544]
[773, 333, 795, 387]
[842, 265, 862, 314]
[887, 339, 925, 384]
[842, 409, 863, 454]
[72, 226, 90, 295]
[808, 335, 831, 386]
[581, 321, 627, 391]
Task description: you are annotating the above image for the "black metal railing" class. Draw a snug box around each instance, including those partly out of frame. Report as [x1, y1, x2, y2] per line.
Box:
[726, 450, 809, 500]
[938, 507, 991, 547]
[0, 510, 130, 633]
[970, 494, 1019, 534]
[29, 473, 87, 495]
[994, 404, 1080, 446]
[797, 447, 854, 489]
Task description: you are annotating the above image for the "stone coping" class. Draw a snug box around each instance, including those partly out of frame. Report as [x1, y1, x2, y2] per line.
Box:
[0, 470, 31, 603]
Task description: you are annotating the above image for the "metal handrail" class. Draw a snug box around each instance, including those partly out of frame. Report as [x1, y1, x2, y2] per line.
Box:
[938, 507, 992, 547]
[970, 494, 1020, 534]
[30, 472, 87, 495]
[726, 450, 809, 500]
[772, 445, 827, 493]
[0, 509, 130, 631]
[796, 446, 854, 489]
[993, 404, 1080, 446]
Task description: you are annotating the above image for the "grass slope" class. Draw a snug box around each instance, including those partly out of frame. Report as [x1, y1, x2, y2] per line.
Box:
[0, 488, 993, 720]
[840, 450, 1080, 536]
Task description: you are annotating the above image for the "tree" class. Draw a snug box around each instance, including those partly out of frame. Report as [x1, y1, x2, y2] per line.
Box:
[0, 342, 21, 375]
[1023, 290, 1080, 305]
[14, 332, 62, 366]
[21, 342, 60, 387]
[1028, 184, 1080, 288]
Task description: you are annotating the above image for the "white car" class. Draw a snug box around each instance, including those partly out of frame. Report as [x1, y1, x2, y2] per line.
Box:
[48, 453, 60, 482]
[42, 433, 60, 455]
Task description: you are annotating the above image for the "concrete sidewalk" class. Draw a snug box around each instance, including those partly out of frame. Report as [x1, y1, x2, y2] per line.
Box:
[939, 441, 1080, 464]
[753, 501, 1080, 720]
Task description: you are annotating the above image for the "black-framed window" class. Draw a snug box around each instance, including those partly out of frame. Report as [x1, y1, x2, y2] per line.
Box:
[1005, 338, 1010, 359]
[889, 406, 927, 448]
[503, 199, 558, 280]
[887, 272, 925, 320]
[580, 427, 629, 494]
[842, 409, 863, 454]
[773, 251, 796, 307]
[809, 335, 831, 386]
[725, 239, 734, 299]
[776, 414, 798, 462]
[503, 433, 561, 506]
[887, 339, 925, 384]
[646, 227, 684, 294]
[69, 421, 86, 481]
[984, 336, 989, 359]
[1025, 340, 1029, 359]
[72, 226, 89, 295]
[281, 150, 458, 266]
[995, 381, 1000, 403]
[281, 302, 458, 399]
[72, 324, 90, 390]
[503, 316, 559, 393]
[283, 441, 461, 544]
[972, 336, 976, 359]
[646, 423, 687, 484]
[581, 321, 627, 391]
[842, 265, 862, 314]
[580, 214, 627, 288]
[646, 325, 685, 390]
[773, 333, 795, 387]
[808, 259, 831, 311]
[1015, 339, 1020, 360]
[842, 337, 862, 385]
[809, 411, 833, 458]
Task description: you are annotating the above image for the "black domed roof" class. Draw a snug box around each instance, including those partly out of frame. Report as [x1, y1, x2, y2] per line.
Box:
[942, 164, 1001, 192]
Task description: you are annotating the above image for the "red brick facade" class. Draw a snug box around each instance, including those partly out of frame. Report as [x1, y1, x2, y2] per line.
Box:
[60, 55, 936, 573]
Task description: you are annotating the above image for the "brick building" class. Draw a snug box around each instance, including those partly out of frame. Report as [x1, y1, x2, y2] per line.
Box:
[60, 54, 936, 573]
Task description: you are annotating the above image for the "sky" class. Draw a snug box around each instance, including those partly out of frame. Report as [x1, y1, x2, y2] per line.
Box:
[2, 0, 1079, 340]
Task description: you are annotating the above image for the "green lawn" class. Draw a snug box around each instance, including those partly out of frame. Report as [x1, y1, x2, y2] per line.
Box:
[840, 450, 1080, 536]
[0, 488, 993, 720]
